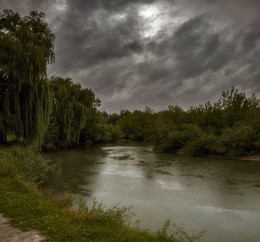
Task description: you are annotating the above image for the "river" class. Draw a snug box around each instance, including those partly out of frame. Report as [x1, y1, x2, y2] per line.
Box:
[44, 144, 260, 242]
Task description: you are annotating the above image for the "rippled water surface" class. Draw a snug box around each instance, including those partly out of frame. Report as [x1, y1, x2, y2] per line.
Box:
[44, 144, 260, 242]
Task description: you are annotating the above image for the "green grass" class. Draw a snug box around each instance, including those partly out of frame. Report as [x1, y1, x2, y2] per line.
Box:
[0, 146, 204, 241]
[0, 178, 157, 241]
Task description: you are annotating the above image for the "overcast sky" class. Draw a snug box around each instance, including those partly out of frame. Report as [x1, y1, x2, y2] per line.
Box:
[1, 0, 260, 112]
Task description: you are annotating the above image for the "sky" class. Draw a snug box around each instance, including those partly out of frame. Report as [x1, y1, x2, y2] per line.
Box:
[1, 0, 260, 113]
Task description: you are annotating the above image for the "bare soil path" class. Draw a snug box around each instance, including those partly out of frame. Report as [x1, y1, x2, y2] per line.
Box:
[0, 214, 45, 242]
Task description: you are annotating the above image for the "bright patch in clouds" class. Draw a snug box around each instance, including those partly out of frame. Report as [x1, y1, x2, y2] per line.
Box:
[139, 4, 160, 18]
[138, 4, 166, 37]
[55, 0, 68, 12]
[138, 3, 185, 38]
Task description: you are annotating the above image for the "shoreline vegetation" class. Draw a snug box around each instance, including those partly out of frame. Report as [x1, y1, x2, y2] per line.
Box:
[0, 146, 205, 241]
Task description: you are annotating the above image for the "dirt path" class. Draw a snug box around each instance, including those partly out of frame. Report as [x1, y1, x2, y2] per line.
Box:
[207, 154, 260, 161]
[237, 154, 260, 161]
[0, 214, 45, 242]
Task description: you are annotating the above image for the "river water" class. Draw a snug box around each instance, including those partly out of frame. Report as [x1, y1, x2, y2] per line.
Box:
[44, 144, 260, 241]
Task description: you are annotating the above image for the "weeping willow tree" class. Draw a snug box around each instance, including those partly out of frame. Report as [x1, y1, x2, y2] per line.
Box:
[44, 77, 99, 148]
[0, 9, 55, 145]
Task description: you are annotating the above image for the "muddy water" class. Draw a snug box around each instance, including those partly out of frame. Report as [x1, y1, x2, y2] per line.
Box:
[45, 144, 260, 242]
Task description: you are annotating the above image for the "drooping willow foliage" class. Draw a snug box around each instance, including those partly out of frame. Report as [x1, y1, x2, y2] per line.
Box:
[44, 77, 99, 147]
[0, 9, 55, 145]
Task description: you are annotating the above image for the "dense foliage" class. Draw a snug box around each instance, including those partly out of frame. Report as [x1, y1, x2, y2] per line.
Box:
[43, 77, 100, 149]
[0, 10, 106, 149]
[0, 10, 54, 146]
[114, 88, 260, 157]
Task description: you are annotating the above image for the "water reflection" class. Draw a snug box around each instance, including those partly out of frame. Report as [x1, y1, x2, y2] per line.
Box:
[44, 144, 260, 241]
[43, 146, 106, 195]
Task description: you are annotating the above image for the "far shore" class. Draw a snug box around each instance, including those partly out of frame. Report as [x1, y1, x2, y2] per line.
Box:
[175, 151, 260, 162]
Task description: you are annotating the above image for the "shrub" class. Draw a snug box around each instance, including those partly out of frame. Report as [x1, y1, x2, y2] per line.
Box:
[221, 123, 259, 156]
[206, 135, 226, 155]
[184, 136, 209, 156]
[2, 146, 55, 182]
[155, 130, 183, 153]
[181, 124, 205, 143]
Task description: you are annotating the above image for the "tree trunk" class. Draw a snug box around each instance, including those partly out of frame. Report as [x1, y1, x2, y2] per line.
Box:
[0, 132, 7, 144]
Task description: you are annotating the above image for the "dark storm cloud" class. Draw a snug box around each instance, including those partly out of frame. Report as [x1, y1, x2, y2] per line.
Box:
[243, 24, 260, 51]
[171, 16, 238, 79]
[67, 0, 157, 12]
[0, 0, 49, 15]
[140, 14, 238, 95]
[54, 9, 143, 72]
[1, 0, 260, 112]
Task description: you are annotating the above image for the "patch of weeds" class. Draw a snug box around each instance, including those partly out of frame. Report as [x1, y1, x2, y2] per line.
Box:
[77, 197, 135, 226]
[157, 219, 206, 242]
[1, 146, 55, 183]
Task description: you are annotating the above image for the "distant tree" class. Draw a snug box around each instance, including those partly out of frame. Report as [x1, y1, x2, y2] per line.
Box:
[219, 87, 260, 127]
[0, 9, 55, 145]
[108, 113, 121, 125]
[79, 110, 122, 144]
[44, 77, 98, 147]
[118, 107, 155, 141]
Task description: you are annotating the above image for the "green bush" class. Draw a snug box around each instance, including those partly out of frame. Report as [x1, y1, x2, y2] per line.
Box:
[181, 124, 205, 143]
[221, 123, 259, 156]
[156, 130, 184, 153]
[184, 136, 209, 156]
[2, 146, 55, 182]
[183, 130, 227, 157]
[206, 135, 226, 155]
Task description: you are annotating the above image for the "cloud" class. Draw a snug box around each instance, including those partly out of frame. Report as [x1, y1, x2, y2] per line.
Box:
[1, 0, 260, 112]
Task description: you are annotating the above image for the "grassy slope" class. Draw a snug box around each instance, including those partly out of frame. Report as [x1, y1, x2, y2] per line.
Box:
[0, 146, 203, 241]
[0, 179, 162, 241]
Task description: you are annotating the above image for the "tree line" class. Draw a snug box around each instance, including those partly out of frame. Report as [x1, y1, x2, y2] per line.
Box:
[116, 88, 260, 156]
[1, 9, 260, 157]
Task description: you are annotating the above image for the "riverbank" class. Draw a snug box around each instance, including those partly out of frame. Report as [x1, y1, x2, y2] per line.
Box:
[0, 146, 203, 241]
[0, 178, 203, 242]
[175, 151, 260, 161]
[209, 154, 260, 161]
[0, 178, 157, 241]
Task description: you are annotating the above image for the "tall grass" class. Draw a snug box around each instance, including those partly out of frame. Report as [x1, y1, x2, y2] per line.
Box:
[0, 146, 55, 183]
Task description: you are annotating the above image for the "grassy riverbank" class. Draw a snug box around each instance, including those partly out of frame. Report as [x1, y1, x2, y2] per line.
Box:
[0, 146, 204, 241]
